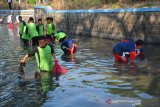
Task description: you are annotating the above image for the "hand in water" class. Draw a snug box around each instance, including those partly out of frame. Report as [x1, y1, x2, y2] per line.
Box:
[19, 54, 28, 64]
[19, 58, 25, 64]
[18, 62, 25, 76]
[130, 62, 136, 68]
[35, 71, 41, 80]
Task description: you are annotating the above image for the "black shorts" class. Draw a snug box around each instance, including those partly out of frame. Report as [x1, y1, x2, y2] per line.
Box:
[31, 36, 39, 46]
[20, 34, 22, 39]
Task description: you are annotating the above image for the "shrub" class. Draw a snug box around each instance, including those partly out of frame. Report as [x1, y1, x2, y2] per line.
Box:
[27, 0, 38, 4]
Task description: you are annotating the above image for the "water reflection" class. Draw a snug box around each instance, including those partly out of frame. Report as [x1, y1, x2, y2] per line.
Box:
[40, 71, 56, 94]
[61, 54, 75, 62]
[147, 75, 160, 96]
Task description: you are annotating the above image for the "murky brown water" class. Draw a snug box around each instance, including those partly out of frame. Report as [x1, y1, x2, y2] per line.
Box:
[0, 25, 160, 107]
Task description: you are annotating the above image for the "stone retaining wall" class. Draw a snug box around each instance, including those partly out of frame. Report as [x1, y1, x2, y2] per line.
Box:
[34, 6, 160, 44]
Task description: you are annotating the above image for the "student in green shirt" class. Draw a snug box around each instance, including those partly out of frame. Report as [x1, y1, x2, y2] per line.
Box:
[26, 17, 39, 46]
[54, 31, 66, 44]
[36, 18, 44, 36]
[21, 24, 30, 46]
[50, 17, 57, 36]
[20, 36, 56, 93]
[18, 16, 26, 39]
[44, 17, 56, 43]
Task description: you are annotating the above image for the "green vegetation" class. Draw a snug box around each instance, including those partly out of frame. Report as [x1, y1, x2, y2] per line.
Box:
[27, 0, 38, 4]
[50, 0, 160, 10]
[0, 0, 159, 9]
[0, 0, 8, 9]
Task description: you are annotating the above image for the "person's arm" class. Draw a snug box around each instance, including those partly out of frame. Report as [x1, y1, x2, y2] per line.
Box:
[52, 53, 56, 59]
[20, 54, 29, 63]
[19, 22, 22, 34]
[137, 52, 145, 58]
[22, 22, 26, 34]
[137, 47, 145, 59]
[36, 25, 39, 35]
[48, 44, 56, 59]
[20, 47, 38, 63]
[73, 43, 78, 53]
[25, 26, 28, 35]
[74, 43, 78, 48]
[130, 51, 136, 63]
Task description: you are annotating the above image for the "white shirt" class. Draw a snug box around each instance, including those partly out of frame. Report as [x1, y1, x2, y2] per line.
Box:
[7, 15, 12, 23]
[16, 15, 20, 23]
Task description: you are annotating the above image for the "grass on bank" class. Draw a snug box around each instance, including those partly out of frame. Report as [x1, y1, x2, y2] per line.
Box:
[0, 0, 160, 10]
[50, 0, 160, 10]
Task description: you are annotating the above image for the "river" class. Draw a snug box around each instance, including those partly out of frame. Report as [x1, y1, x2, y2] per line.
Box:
[0, 25, 160, 107]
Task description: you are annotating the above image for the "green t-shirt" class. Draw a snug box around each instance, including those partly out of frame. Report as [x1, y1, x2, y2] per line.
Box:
[26, 23, 38, 38]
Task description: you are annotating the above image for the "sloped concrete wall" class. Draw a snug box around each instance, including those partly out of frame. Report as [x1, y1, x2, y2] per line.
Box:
[34, 6, 160, 44]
